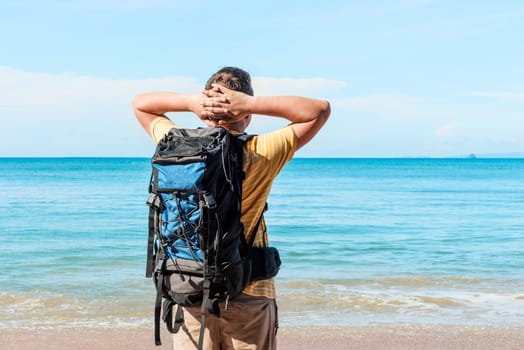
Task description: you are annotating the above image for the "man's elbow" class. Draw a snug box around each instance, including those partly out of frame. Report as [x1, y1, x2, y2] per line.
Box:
[132, 94, 146, 112]
[317, 100, 331, 123]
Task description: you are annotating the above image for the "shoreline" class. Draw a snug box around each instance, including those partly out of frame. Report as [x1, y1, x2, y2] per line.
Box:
[1, 325, 523, 350]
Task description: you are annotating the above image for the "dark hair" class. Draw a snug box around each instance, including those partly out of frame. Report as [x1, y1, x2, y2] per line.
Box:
[205, 67, 254, 96]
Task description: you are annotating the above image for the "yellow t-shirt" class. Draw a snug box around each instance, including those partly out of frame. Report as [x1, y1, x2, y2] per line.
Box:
[149, 117, 297, 299]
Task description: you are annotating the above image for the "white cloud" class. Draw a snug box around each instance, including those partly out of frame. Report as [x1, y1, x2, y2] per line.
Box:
[327, 92, 524, 156]
[253, 77, 346, 96]
[0, 66, 347, 156]
[0, 66, 201, 110]
[0, 66, 346, 111]
[2, 65, 522, 157]
[469, 92, 524, 101]
[0, 66, 203, 156]
[332, 93, 447, 119]
[435, 122, 457, 137]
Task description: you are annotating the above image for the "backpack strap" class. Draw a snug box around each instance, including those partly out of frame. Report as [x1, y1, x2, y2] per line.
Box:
[198, 261, 220, 350]
[154, 261, 186, 346]
[154, 258, 165, 346]
[242, 203, 268, 249]
[236, 133, 254, 143]
[198, 279, 211, 350]
[146, 193, 162, 278]
[162, 301, 184, 334]
[173, 305, 184, 333]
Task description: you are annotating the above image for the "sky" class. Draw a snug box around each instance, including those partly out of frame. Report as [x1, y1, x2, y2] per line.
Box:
[1, 0, 523, 157]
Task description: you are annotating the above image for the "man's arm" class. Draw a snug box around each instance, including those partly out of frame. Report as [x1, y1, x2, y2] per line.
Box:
[202, 84, 331, 150]
[247, 95, 330, 150]
[132, 92, 207, 137]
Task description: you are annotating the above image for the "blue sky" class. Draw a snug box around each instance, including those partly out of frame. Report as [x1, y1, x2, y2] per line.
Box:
[1, 0, 523, 157]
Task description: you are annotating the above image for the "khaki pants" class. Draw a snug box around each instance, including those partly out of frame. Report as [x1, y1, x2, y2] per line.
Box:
[172, 294, 278, 350]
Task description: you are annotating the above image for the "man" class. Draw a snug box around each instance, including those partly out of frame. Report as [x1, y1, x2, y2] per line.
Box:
[133, 67, 330, 350]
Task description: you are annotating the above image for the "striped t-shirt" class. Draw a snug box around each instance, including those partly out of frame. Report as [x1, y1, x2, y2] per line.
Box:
[149, 117, 297, 299]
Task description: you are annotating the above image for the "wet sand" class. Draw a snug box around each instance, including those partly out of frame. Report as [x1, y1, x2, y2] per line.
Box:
[1, 325, 524, 350]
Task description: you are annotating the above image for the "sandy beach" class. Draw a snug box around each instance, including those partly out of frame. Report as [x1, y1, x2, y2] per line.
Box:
[2, 325, 524, 350]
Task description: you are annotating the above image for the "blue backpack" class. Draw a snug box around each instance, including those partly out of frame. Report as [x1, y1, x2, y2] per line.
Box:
[146, 127, 277, 348]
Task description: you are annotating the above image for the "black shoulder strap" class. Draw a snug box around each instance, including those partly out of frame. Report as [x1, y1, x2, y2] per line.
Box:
[154, 261, 164, 346]
[241, 203, 268, 249]
[236, 132, 255, 143]
[146, 193, 162, 278]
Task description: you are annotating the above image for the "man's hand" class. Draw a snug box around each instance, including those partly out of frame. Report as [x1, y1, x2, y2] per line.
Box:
[200, 84, 252, 123]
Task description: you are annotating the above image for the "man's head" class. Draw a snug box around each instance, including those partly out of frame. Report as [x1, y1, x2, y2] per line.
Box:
[204, 67, 254, 133]
[205, 67, 254, 96]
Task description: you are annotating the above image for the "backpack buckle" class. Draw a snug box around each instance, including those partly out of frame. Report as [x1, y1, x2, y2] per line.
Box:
[203, 193, 216, 209]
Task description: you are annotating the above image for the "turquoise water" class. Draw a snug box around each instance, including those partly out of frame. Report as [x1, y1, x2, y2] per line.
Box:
[1, 158, 523, 329]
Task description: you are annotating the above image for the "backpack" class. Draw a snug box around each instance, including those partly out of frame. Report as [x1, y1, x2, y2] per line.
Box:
[145, 127, 272, 348]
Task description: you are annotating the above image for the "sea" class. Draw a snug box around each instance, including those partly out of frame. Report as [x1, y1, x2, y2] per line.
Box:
[1, 157, 523, 329]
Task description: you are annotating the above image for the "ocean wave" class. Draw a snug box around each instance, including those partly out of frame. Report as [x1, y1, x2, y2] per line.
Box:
[2, 279, 524, 329]
[275, 277, 524, 326]
[0, 290, 151, 330]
